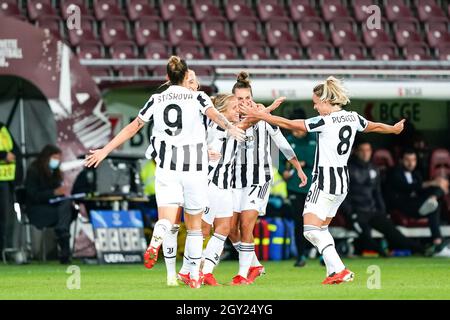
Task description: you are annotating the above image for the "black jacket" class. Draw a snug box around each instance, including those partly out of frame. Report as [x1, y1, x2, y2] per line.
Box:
[25, 162, 61, 206]
[342, 156, 386, 215]
[385, 165, 423, 208]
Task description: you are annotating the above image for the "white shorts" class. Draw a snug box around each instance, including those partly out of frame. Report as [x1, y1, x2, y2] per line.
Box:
[202, 182, 233, 225]
[303, 183, 347, 221]
[232, 181, 271, 216]
[155, 169, 208, 215]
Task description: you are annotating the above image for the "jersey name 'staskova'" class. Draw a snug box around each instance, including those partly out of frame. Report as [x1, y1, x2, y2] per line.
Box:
[305, 110, 368, 195]
[138, 85, 213, 173]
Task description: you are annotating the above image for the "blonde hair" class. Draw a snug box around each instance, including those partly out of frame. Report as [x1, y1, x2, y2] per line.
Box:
[313, 76, 350, 106]
[211, 94, 235, 113]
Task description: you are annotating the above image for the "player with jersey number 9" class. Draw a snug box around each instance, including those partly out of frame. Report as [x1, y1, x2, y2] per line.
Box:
[239, 76, 405, 285]
[85, 56, 245, 289]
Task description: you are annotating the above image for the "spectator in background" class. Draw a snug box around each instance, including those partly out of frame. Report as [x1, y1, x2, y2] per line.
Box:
[25, 145, 73, 264]
[412, 132, 431, 179]
[279, 108, 316, 267]
[0, 122, 18, 253]
[386, 148, 450, 256]
[343, 140, 433, 257]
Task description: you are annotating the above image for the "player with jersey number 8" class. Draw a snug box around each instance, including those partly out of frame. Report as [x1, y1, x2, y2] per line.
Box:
[85, 56, 245, 289]
[240, 76, 405, 285]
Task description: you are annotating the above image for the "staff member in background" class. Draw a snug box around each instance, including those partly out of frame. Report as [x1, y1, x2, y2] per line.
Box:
[279, 108, 317, 267]
[25, 144, 74, 264]
[0, 122, 18, 253]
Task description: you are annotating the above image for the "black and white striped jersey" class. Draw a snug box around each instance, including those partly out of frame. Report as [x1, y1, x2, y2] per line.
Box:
[232, 121, 296, 188]
[138, 85, 213, 172]
[207, 122, 239, 189]
[305, 110, 368, 195]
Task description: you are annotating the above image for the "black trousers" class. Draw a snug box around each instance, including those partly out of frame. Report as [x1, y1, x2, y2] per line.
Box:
[0, 181, 15, 250]
[288, 191, 309, 258]
[350, 211, 425, 255]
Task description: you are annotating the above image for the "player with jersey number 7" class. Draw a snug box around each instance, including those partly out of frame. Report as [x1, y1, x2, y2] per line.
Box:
[240, 76, 405, 285]
[85, 56, 245, 289]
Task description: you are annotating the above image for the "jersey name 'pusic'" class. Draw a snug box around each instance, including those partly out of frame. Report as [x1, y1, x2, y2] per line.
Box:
[332, 114, 357, 124]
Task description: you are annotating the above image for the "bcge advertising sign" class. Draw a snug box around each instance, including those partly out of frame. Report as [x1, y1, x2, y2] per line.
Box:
[90, 210, 147, 264]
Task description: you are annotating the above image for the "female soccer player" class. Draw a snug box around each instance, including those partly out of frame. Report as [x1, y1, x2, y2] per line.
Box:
[229, 72, 308, 285]
[85, 56, 245, 289]
[240, 76, 405, 284]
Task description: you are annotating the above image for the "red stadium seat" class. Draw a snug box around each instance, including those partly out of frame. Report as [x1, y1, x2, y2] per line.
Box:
[426, 28, 450, 48]
[307, 42, 335, 60]
[68, 16, 97, 47]
[94, 0, 124, 21]
[242, 44, 270, 60]
[209, 43, 238, 60]
[289, 0, 319, 22]
[110, 42, 138, 60]
[167, 18, 198, 46]
[176, 42, 206, 60]
[126, 0, 159, 21]
[275, 44, 302, 60]
[0, 0, 21, 17]
[372, 149, 395, 171]
[160, 0, 191, 21]
[27, 0, 58, 21]
[76, 41, 106, 59]
[321, 0, 351, 22]
[385, 1, 417, 22]
[299, 27, 327, 46]
[86, 66, 112, 78]
[144, 42, 171, 60]
[266, 19, 297, 47]
[200, 20, 234, 46]
[233, 19, 265, 46]
[134, 17, 166, 47]
[416, 0, 447, 23]
[192, 0, 226, 22]
[339, 43, 365, 60]
[371, 43, 400, 60]
[225, 0, 258, 22]
[36, 16, 63, 39]
[100, 17, 131, 46]
[436, 45, 450, 61]
[61, 0, 91, 20]
[429, 148, 450, 178]
[352, 0, 376, 22]
[395, 29, 424, 47]
[362, 27, 394, 48]
[390, 209, 429, 227]
[403, 43, 432, 60]
[257, 0, 290, 22]
[331, 25, 360, 47]
[192, 66, 213, 77]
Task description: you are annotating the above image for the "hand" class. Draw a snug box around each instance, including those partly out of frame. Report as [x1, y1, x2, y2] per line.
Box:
[393, 119, 406, 134]
[265, 96, 286, 113]
[436, 177, 449, 194]
[208, 149, 222, 162]
[226, 125, 245, 142]
[54, 186, 68, 196]
[85, 148, 108, 168]
[298, 170, 308, 188]
[239, 102, 265, 120]
[282, 170, 293, 180]
[6, 152, 15, 163]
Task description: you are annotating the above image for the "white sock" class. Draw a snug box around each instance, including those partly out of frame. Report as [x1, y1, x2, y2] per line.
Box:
[149, 219, 171, 249]
[320, 226, 335, 275]
[185, 230, 203, 280]
[163, 224, 179, 278]
[238, 242, 254, 278]
[251, 252, 262, 267]
[232, 241, 241, 253]
[179, 249, 190, 275]
[202, 233, 227, 274]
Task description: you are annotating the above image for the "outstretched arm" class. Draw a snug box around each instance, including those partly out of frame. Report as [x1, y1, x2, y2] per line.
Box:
[85, 117, 145, 168]
[237, 97, 287, 130]
[205, 107, 245, 141]
[364, 119, 405, 134]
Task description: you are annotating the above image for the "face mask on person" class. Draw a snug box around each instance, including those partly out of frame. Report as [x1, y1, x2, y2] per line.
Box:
[49, 158, 60, 170]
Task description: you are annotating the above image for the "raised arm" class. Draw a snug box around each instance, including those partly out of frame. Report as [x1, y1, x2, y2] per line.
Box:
[364, 119, 405, 134]
[85, 117, 145, 168]
[237, 97, 287, 130]
[205, 107, 245, 141]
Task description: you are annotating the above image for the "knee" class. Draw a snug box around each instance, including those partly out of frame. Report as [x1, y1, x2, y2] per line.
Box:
[215, 224, 230, 237]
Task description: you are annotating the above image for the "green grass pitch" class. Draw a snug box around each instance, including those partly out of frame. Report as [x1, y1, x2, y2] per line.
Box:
[1, 257, 449, 300]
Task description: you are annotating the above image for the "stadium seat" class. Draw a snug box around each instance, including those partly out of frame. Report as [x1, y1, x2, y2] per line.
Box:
[403, 43, 432, 60]
[257, 0, 290, 22]
[100, 17, 131, 46]
[126, 0, 159, 21]
[289, 0, 319, 22]
[167, 18, 198, 46]
[426, 28, 450, 48]
[144, 42, 171, 60]
[200, 20, 234, 46]
[362, 27, 394, 48]
[233, 19, 266, 46]
[110, 41, 138, 60]
[331, 24, 360, 47]
[0, 0, 22, 17]
[36, 16, 63, 39]
[390, 209, 429, 227]
[61, 0, 91, 20]
[176, 42, 206, 59]
[274, 44, 302, 60]
[192, 0, 226, 22]
[321, 0, 351, 22]
[134, 17, 166, 47]
[94, 0, 125, 21]
[307, 42, 335, 60]
[68, 16, 97, 47]
[436, 45, 450, 61]
[339, 43, 365, 60]
[160, 0, 191, 21]
[209, 43, 238, 60]
[76, 41, 106, 59]
[27, 0, 58, 21]
[371, 43, 400, 60]
[225, 0, 258, 22]
[191, 65, 213, 77]
[429, 148, 450, 178]
[86, 66, 112, 78]
[241, 44, 270, 60]
[372, 149, 395, 171]
[395, 29, 424, 48]
[352, 0, 376, 22]
[266, 19, 297, 47]
[416, 0, 447, 22]
[385, 0, 417, 22]
[299, 26, 327, 46]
